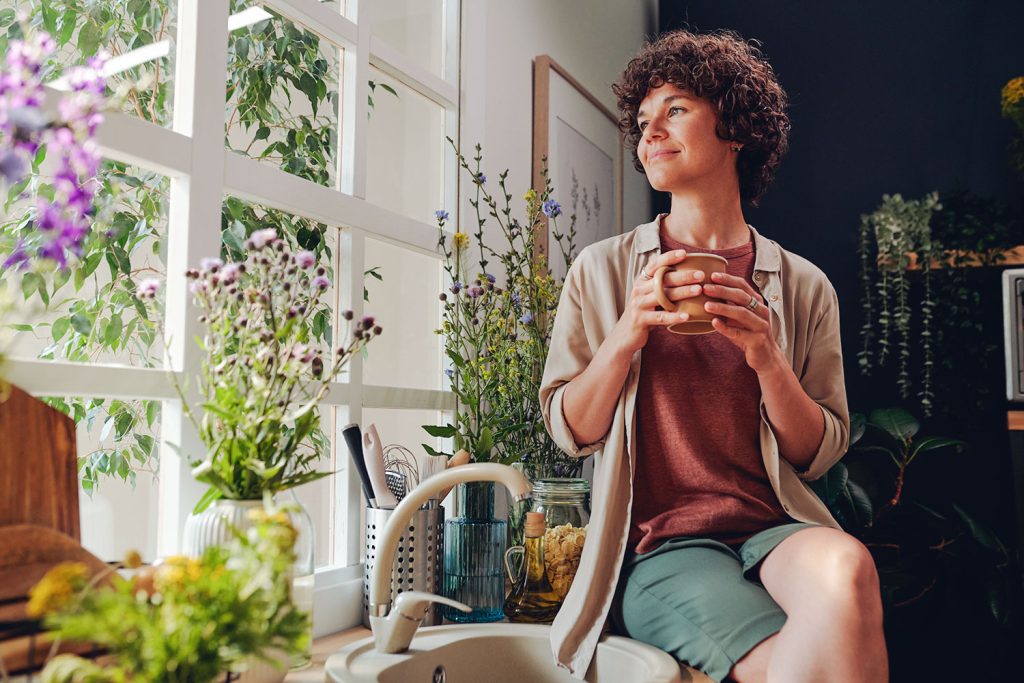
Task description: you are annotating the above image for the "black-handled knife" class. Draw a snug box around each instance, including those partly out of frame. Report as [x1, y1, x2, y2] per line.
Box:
[342, 423, 377, 508]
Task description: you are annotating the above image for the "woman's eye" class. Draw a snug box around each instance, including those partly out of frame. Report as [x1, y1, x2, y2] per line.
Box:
[669, 107, 685, 116]
[638, 121, 648, 131]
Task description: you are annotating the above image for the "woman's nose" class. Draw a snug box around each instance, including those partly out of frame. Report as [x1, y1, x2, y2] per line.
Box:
[643, 117, 666, 140]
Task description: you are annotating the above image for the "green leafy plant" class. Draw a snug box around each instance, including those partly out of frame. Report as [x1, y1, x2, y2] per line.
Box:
[811, 408, 1017, 626]
[29, 499, 309, 683]
[858, 192, 944, 414]
[139, 230, 382, 513]
[423, 142, 577, 469]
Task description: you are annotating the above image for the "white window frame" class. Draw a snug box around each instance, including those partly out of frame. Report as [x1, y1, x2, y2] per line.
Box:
[4, 0, 460, 635]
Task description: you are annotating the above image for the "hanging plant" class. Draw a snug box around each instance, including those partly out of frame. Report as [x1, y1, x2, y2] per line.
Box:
[857, 192, 943, 415]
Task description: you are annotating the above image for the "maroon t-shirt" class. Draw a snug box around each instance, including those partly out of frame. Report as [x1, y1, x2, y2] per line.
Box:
[628, 232, 790, 553]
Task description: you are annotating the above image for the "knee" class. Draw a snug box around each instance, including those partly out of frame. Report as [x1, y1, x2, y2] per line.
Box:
[818, 535, 882, 617]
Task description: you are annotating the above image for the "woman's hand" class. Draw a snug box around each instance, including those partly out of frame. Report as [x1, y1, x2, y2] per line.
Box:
[702, 272, 781, 373]
[612, 250, 706, 355]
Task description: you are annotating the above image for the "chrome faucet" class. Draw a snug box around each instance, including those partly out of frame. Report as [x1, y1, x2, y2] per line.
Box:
[368, 462, 532, 653]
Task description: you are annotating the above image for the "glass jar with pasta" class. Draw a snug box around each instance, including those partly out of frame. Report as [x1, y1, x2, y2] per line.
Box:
[530, 478, 590, 602]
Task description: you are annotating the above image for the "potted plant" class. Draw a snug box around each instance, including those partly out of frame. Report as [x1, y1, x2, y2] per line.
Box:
[423, 142, 579, 620]
[28, 501, 308, 683]
[857, 192, 944, 415]
[137, 227, 381, 518]
[137, 229, 380, 672]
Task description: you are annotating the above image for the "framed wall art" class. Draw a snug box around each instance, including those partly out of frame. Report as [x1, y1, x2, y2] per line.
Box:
[532, 55, 624, 281]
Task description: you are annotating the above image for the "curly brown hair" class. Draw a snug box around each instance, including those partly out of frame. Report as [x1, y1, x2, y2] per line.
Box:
[612, 28, 790, 206]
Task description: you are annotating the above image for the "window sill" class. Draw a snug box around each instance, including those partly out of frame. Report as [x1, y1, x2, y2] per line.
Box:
[284, 626, 372, 681]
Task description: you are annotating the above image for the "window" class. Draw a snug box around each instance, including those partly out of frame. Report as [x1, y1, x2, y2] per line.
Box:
[1, 0, 459, 633]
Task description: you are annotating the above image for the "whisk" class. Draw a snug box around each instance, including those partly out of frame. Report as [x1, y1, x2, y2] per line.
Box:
[382, 444, 419, 501]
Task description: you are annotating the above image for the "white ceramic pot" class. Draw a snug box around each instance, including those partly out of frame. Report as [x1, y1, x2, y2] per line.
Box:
[182, 499, 264, 557]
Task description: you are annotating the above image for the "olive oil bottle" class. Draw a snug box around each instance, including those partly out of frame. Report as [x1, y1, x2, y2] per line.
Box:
[504, 512, 562, 623]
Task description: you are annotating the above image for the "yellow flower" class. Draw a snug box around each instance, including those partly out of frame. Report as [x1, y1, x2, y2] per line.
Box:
[1002, 76, 1024, 116]
[155, 555, 202, 591]
[123, 550, 143, 569]
[453, 232, 470, 252]
[27, 562, 89, 617]
[523, 189, 537, 203]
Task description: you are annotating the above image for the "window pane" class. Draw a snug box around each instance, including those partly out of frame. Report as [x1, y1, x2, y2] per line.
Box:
[45, 396, 163, 562]
[2, 161, 168, 368]
[2, 0, 178, 128]
[292, 410, 335, 569]
[370, 0, 446, 79]
[365, 67, 445, 224]
[225, 3, 342, 188]
[362, 237, 441, 391]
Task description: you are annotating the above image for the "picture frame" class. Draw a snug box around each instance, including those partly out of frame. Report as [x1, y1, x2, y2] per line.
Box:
[532, 55, 624, 280]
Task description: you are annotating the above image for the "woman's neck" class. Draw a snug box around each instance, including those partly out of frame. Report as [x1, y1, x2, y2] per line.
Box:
[663, 191, 750, 250]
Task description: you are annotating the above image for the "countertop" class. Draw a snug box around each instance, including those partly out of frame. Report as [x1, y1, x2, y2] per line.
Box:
[284, 627, 372, 682]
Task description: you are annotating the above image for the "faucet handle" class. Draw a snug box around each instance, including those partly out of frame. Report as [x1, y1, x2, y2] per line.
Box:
[394, 590, 471, 620]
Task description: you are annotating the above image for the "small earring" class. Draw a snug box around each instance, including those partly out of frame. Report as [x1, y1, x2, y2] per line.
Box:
[730, 146, 742, 152]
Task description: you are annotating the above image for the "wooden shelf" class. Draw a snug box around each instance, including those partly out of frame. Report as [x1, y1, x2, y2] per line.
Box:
[905, 245, 1024, 270]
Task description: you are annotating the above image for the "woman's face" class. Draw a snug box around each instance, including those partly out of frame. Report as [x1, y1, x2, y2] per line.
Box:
[636, 82, 738, 194]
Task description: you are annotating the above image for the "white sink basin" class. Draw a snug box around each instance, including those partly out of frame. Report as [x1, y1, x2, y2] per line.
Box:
[324, 623, 711, 683]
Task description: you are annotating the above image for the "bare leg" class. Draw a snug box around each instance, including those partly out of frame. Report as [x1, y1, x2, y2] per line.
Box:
[727, 632, 776, 682]
[729, 526, 888, 683]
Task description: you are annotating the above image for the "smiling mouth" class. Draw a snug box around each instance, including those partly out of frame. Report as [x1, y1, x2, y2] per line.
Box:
[648, 150, 679, 162]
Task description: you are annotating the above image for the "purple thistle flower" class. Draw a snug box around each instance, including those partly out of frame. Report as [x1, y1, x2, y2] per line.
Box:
[220, 262, 242, 284]
[200, 257, 223, 273]
[295, 250, 316, 268]
[435, 210, 449, 222]
[542, 199, 562, 218]
[450, 281, 462, 294]
[246, 228, 278, 250]
[137, 278, 161, 299]
[312, 275, 330, 290]
[484, 273, 496, 284]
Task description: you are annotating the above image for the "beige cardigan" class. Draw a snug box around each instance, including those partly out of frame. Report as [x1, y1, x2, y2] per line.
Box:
[539, 216, 850, 678]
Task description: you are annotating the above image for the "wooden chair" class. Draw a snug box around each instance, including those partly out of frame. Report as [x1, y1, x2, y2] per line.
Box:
[0, 383, 108, 677]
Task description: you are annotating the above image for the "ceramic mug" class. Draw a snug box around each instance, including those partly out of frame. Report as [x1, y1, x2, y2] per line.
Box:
[652, 253, 729, 335]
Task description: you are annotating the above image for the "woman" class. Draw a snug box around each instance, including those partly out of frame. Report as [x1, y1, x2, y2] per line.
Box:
[540, 29, 887, 683]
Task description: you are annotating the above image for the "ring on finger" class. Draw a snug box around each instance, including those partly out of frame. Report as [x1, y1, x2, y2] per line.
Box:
[746, 295, 759, 311]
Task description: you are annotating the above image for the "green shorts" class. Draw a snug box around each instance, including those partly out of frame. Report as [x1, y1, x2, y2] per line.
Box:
[611, 523, 820, 683]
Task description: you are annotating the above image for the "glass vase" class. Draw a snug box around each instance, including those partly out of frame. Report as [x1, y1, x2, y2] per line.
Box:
[442, 481, 506, 622]
[285, 489, 315, 671]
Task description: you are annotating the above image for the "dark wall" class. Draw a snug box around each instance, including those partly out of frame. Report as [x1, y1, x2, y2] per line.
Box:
[656, 0, 1024, 409]
[654, 2, 1024, 676]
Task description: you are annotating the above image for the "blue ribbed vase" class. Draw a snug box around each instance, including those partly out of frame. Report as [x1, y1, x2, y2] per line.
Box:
[442, 481, 506, 622]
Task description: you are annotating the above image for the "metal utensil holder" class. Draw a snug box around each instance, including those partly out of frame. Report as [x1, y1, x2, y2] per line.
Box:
[362, 505, 444, 627]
